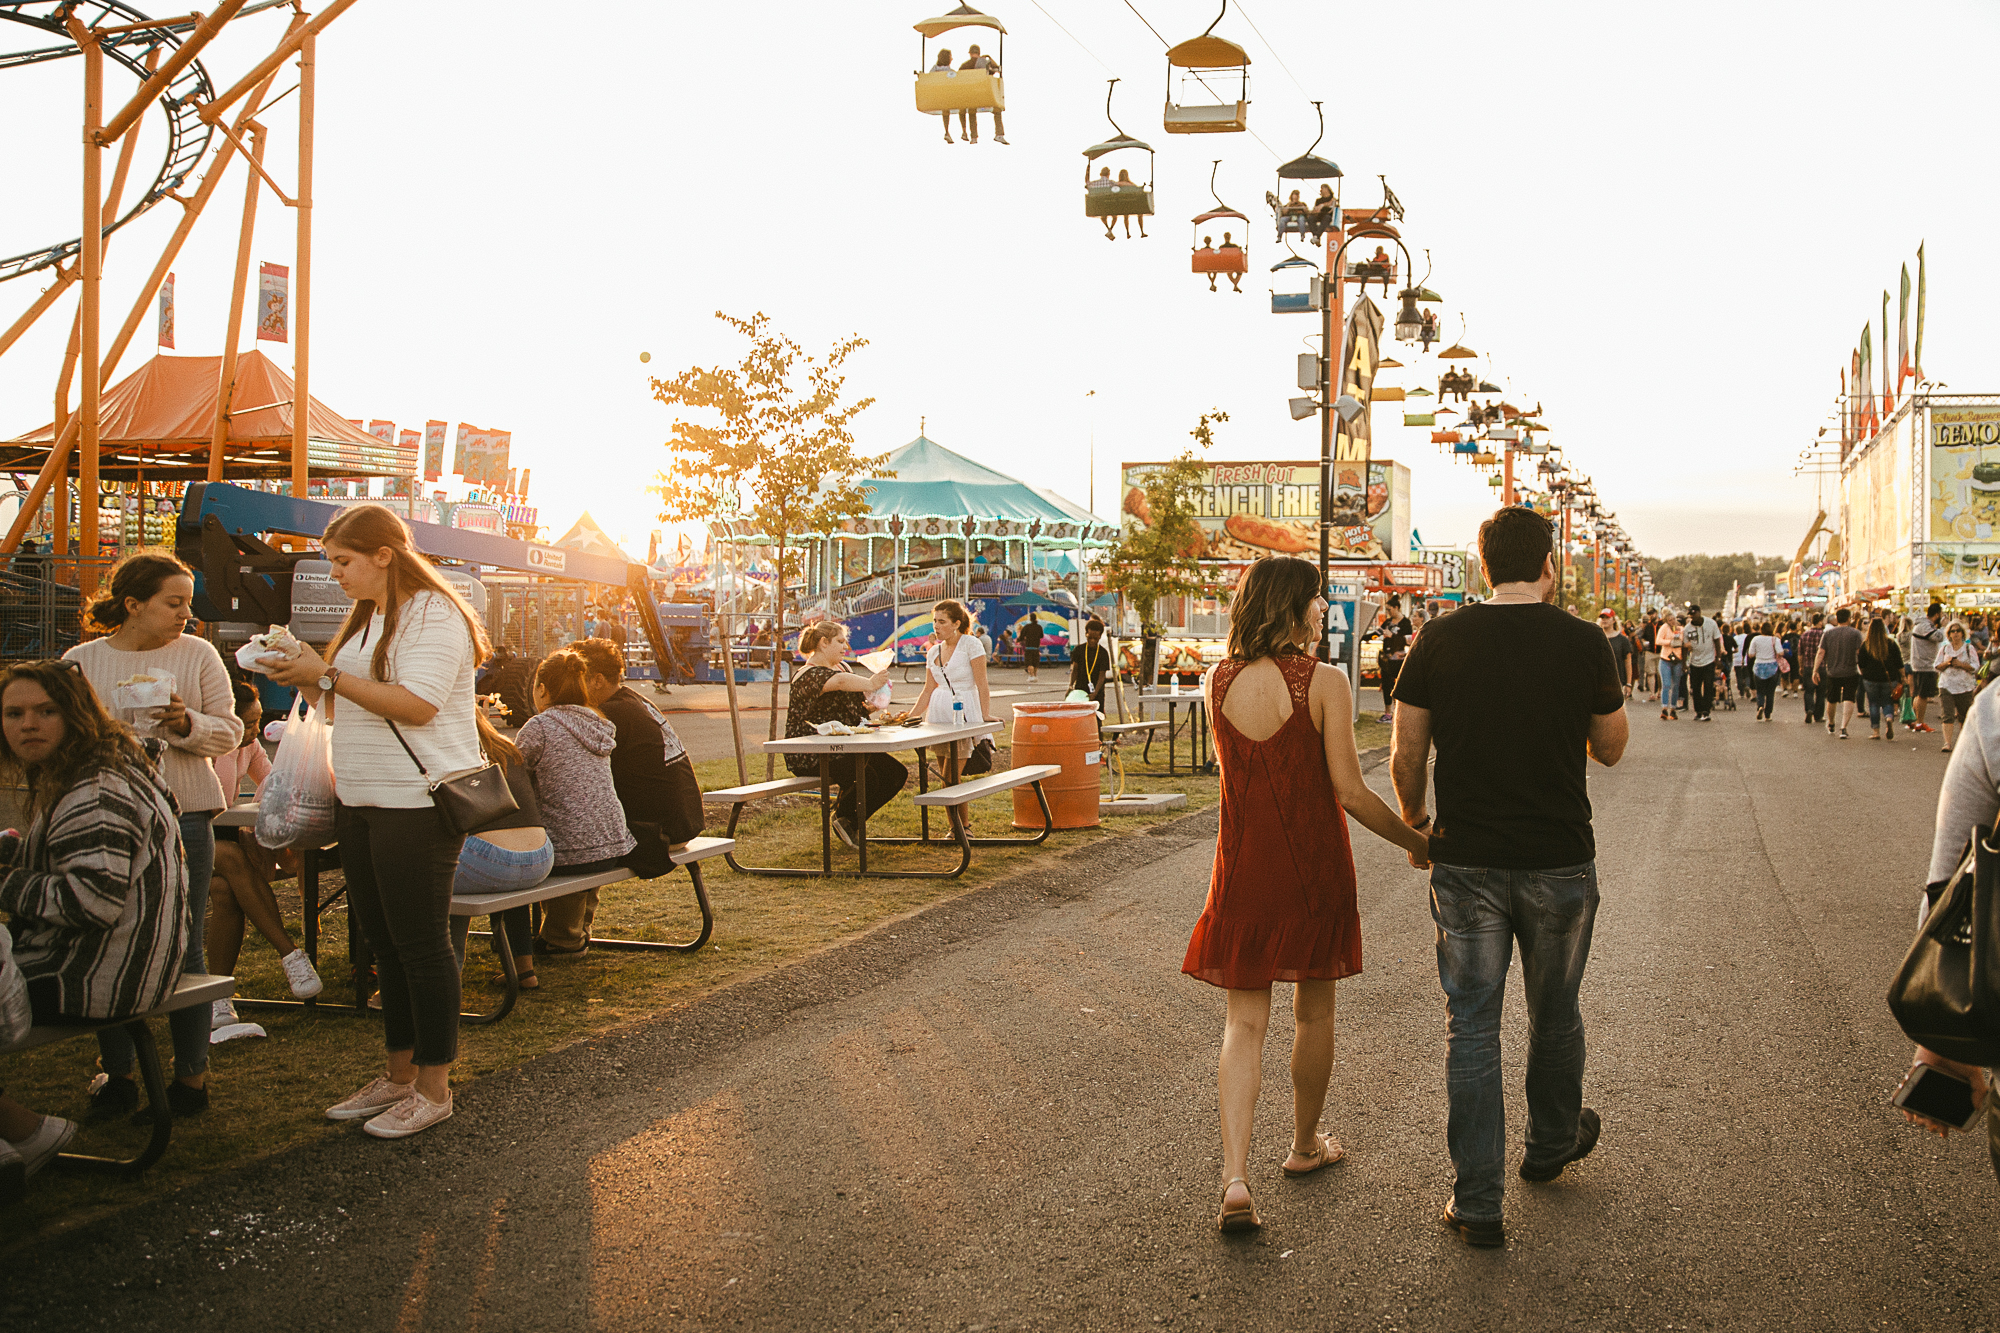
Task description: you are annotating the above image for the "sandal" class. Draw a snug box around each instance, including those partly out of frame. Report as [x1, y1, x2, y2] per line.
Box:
[1281, 1132, 1346, 1177]
[487, 970, 538, 992]
[1217, 1177, 1261, 1233]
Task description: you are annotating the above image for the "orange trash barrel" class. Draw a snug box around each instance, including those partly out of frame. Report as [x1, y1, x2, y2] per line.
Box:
[1010, 701, 1102, 829]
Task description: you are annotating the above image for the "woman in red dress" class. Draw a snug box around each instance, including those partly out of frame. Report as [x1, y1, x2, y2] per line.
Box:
[1183, 557, 1432, 1233]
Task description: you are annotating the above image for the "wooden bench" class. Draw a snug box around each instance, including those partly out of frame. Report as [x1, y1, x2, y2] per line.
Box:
[704, 776, 821, 876]
[2, 973, 235, 1179]
[449, 837, 735, 1026]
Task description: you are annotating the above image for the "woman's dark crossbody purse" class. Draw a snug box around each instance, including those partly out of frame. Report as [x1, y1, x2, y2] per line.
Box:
[937, 646, 996, 776]
[385, 718, 518, 835]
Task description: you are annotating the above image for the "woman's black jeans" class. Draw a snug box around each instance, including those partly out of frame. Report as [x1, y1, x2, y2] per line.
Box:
[336, 802, 465, 1066]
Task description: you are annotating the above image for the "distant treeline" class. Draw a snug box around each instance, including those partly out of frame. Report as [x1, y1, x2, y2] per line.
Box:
[1642, 553, 1789, 611]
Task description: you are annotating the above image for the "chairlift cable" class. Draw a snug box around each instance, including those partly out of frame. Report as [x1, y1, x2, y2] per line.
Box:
[1026, 0, 1119, 76]
[1226, 0, 1311, 103]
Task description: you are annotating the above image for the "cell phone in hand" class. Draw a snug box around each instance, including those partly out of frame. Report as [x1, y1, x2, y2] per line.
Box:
[1892, 1063, 1982, 1132]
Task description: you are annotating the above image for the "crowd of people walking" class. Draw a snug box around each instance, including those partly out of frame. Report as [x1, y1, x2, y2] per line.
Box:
[1603, 600, 1994, 747]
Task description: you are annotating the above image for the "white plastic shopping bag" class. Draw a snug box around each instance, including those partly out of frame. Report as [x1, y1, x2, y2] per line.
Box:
[255, 695, 337, 849]
[0, 921, 29, 1046]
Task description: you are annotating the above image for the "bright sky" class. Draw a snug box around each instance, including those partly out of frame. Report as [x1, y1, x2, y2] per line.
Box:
[3, 0, 1998, 563]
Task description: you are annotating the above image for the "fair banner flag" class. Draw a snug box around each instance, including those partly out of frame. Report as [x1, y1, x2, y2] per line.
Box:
[423, 420, 445, 482]
[453, 422, 473, 479]
[506, 468, 518, 497]
[488, 431, 511, 489]
[518, 467, 531, 501]
[158, 272, 175, 349]
[399, 429, 422, 477]
[1898, 263, 1912, 391]
[257, 262, 289, 342]
[465, 429, 491, 486]
[368, 420, 397, 449]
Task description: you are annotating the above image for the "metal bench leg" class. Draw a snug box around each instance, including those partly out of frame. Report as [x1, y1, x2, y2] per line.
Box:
[586, 863, 717, 953]
[721, 795, 834, 878]
[54, 1019, 171, 1176]
[459, 916, 520, 1025]
[966, 779, 1055, 847]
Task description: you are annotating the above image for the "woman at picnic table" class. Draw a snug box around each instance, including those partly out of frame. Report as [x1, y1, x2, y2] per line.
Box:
[569, 636, 706, 863]
[506, 649, 635, 970]
[1180, 556, 1432, 1235]
[206, 679, 323, 1030]
[65, 548, 241, 1122]
[784, 620, 903, 849]
[446, 709, 553, 986]
[264, 503, 485, 1140]
[905, 599, 997, 822]
[0, 659, 190, 1192]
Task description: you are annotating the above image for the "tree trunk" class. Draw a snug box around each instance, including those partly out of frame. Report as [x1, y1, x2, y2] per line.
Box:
[1139, 634, 1159, 693]
[765, 534, 785, 779]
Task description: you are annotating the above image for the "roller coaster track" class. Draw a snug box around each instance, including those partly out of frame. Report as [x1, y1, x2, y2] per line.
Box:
[0, 0, 289, 286]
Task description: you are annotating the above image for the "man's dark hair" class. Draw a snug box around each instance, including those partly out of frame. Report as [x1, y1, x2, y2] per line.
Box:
[1084, 618, 1103, 634]
[1812, 612, 1824, 624]
[1929, 602, 1944, 618]
[1835, 607, 1851, 623]
[1476, 507, 1553, 585]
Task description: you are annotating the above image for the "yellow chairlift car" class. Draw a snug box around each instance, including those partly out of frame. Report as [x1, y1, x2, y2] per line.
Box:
[914, 4, 1006, 136]
[1164, 2, 1250, 134]
[1084, 80, 1153, 240]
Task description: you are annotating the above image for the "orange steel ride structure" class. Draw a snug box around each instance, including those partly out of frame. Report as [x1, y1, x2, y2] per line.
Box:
[0, 0, 363, 587]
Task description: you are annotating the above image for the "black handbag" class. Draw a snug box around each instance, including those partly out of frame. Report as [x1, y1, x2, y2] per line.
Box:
[385, 719, 519, 836]
[1887, 811, 2000, 1066]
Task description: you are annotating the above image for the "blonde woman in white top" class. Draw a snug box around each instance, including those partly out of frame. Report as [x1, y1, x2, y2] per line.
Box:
[904, 599, 996, 816]
[266, 505, 482, 1140]
[65, 549, 240, 1120]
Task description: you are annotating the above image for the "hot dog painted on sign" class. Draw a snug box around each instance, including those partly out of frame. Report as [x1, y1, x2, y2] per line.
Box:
[1119, 459, 1410, 564]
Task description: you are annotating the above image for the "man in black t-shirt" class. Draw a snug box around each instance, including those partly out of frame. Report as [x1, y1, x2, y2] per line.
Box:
[1373, 597, 1414, 724]
[1391, 506, 1629, 1247]
[1017, 616, 1044, 682]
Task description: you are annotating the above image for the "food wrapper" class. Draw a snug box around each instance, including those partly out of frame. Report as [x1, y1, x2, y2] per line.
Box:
[855, 646, 895, 673]
[235, 624, 302, 675]
[112, 671, 176, 734]
[812, 721, 876, 737]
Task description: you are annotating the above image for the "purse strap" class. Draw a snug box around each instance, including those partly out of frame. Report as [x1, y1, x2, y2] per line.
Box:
[383, 717, 435, 787]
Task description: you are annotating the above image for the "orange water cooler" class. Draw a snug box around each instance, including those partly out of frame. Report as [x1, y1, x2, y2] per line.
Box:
[1010, 702, 1102, 829]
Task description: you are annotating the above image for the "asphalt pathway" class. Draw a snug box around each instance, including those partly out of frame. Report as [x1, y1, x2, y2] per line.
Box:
[9, 695, 2000, 1331]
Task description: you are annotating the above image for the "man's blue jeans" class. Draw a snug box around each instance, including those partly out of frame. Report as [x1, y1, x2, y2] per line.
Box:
[1430, 860, 1600, 1222]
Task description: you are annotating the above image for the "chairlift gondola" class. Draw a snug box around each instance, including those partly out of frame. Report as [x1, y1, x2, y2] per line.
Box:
[1269, 101, 1339, 243]
[913, 5, 1007, 144]
[1083, 80, 1153, 240]
[1268, 252, 1320, 315]
[1164, 1, 1250, 134]
[1190, 161, 1248, 292]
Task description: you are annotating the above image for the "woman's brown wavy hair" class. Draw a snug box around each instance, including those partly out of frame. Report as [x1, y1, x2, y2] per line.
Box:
[323, 505, 490, 682]
[1225, 556, 1319, 663]
[0, 660, 155, 821]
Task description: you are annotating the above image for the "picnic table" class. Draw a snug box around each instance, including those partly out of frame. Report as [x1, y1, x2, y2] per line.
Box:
[1138, 687, 1215, 776]
[210, 805, 366, 1015]
[707, 720, 1060, 879]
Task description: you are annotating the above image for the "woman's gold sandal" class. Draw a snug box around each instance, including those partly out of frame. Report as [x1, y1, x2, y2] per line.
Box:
[1281, 1132, 1345, 1178]
[1217, 1177, 1261, 1232]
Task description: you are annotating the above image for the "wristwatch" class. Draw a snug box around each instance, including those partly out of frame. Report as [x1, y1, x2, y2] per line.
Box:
[317, 666, 342, 693]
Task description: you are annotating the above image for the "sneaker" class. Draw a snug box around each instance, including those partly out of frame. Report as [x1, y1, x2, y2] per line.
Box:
[10, 1115, 76, 1178]
[211, 998, 240, 1029]
[1520, 1108, 1602, 1181]
[362, 1087, 453, 1139]
[994, 134, 1009, 144]
[0, 1138, 21, 1206]
[1441, 1203, 1505, 1247]
[83, 1074, 139, 1124]
[1839, 728, 1849, 739]
[831, 816, 858, 849]
[327, 1076, 418, 1122]
[1378, 712, 1393, 724]
[281, 949, 324, 999]
[1886, 725, 1896, 739]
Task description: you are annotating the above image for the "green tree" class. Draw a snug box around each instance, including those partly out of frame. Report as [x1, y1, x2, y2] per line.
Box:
[1102, 410, 1226, 640]
[1642, 552, 1788, 611]
[652, 312, 887, 777]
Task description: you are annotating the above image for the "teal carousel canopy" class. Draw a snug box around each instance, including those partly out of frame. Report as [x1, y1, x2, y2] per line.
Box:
[707, 435, 1120, 546]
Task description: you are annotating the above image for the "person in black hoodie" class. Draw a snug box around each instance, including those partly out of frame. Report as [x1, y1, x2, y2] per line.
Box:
[570, 637, 705, 860]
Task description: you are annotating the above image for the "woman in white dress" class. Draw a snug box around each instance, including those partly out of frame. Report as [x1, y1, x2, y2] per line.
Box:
[905, 600, 996, 811]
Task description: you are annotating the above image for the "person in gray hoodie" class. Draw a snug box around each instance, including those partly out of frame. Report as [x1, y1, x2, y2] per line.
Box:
[516, 650, 635, 957]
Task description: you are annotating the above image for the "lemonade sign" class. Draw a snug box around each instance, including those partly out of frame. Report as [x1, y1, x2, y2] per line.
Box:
[1926, 405, 2000, 586]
